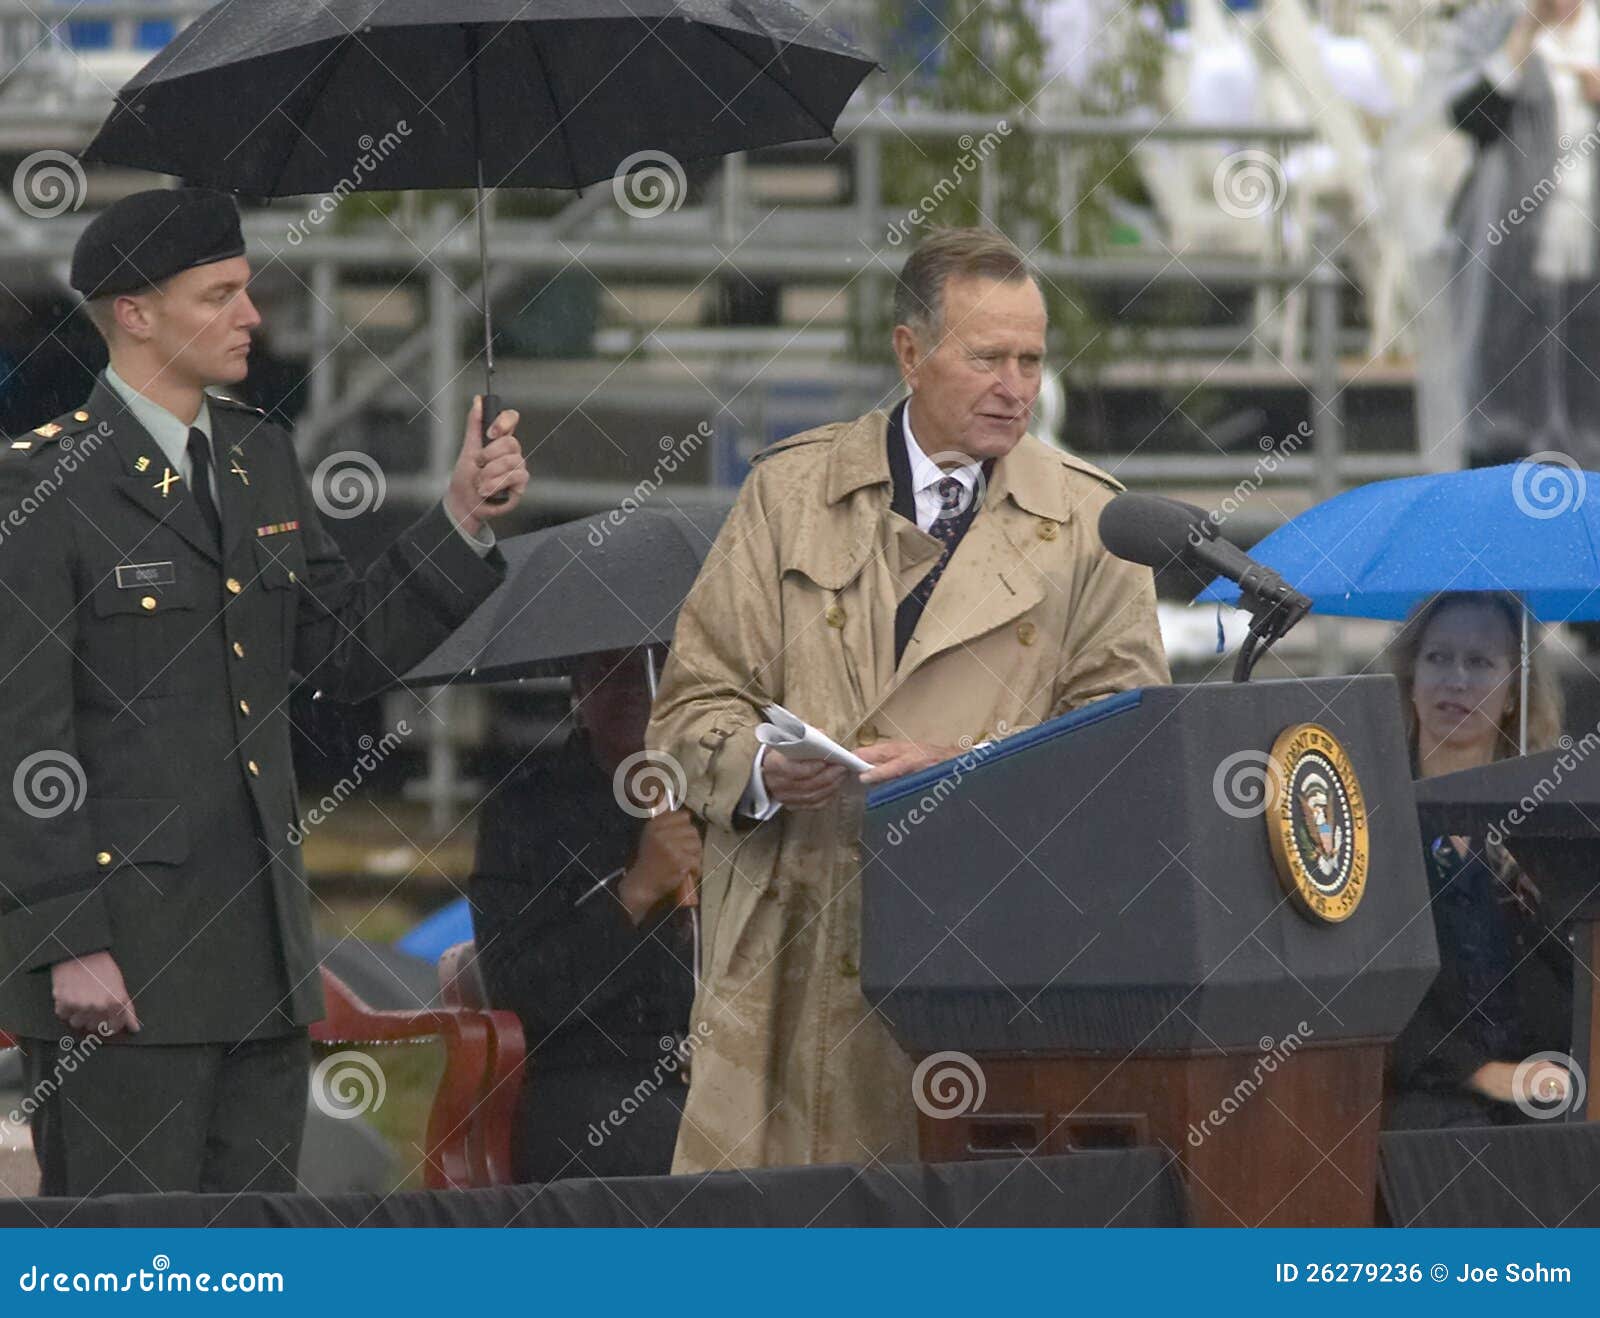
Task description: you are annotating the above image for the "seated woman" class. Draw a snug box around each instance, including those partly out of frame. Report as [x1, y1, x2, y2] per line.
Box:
[1386, 591, 1574, 1129]
[470, 647, 698, 1182]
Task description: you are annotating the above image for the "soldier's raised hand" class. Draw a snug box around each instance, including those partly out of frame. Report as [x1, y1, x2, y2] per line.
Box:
[446, 394, 528, 533]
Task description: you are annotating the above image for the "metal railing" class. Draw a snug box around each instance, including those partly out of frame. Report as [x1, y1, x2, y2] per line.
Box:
[0, 7, 1407, 512]
[0, 3, 1414, 814]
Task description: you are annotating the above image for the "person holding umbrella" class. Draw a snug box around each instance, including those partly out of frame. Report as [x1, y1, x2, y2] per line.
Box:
[1385, 591, 1576, 1128]
[0, 187, 528, 1196]
[468, 648, 697, 1181]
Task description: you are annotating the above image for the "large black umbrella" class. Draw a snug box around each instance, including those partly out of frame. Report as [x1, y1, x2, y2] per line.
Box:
[399, 502, 731, 687]
[80, 0, 878, 441]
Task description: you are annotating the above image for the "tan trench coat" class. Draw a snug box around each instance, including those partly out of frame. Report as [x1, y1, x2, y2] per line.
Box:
[646, 407, 1170, 1172]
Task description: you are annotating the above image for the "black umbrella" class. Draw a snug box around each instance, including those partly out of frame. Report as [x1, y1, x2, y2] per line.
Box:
[399, 502, 731, 687]
[80, 0, 878, 449]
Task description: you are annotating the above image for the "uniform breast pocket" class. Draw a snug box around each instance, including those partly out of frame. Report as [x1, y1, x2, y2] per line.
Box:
[87, 573, 203, 700]
[251, 533, 303, 672]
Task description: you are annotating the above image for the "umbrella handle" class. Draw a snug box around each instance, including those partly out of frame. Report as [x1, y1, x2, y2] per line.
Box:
[480, 390, 511, 507]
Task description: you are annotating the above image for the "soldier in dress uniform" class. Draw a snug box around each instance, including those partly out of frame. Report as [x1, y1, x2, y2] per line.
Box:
[0, 188, 529, 1196]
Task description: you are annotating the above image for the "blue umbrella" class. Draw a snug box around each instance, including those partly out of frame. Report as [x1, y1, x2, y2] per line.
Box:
[396, 897, 474, 965]
[1196, 460, 1600, 749]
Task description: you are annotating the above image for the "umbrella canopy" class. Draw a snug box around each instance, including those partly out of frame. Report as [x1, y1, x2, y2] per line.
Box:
[79, 0, 877, 194]
[316, 934, 439, 1009]
[80, 0, 877, 453]
[395, 897, 473, 965]
[400, 502, 731, 686]
[1196, 463, 1600, 623]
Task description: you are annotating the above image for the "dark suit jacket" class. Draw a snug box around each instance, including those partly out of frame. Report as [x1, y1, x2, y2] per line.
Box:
[469, 728, 695, 1069]
[1387, 832, 1571, 1127]
[0, 376, 504, 1042]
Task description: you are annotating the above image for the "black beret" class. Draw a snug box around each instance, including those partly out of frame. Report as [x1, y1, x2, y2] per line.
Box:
[70, 187, 246, 299]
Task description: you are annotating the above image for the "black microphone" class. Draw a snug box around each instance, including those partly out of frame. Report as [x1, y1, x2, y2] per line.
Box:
[1097, 493, 1304, 604]
[1098, 493, 1233, 575]
[1100, 491, 1312, 631]
[1098, 493, 1311, 682]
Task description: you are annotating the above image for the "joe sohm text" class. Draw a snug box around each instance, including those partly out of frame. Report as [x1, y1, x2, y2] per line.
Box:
[1274, 1261, 1572, 1285]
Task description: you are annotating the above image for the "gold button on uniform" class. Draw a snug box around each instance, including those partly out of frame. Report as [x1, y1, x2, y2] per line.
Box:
[247, 760, 260, 777]
[1017, 620, 1038, 646]
[73, 411, 89, 422]
[1036, 520, 1058, 541]
[95, 850, 112, 867]
[288, 571, 296, 584]
[140, 596, 157, 612]
[238, 699, 251, 717]
[226, 578, 242, 595]
[825, 604, 846, 628]
[857, 723, 880, 746]
[232, 642, 246, 659]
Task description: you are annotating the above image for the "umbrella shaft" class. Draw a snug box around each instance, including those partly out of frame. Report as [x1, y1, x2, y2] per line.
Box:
[476, 169, 494, 386]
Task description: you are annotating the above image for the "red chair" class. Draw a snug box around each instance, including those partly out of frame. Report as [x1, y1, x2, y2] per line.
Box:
[434, 939, 526, 1183]
[0, 962, 527, 1190]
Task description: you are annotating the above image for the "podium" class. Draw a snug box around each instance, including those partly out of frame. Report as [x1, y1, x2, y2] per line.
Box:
[1414, 748, 1599, 1120]
[859, 676, 1437, 1227]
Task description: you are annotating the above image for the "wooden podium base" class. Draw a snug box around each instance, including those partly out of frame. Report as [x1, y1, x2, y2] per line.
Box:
[915, 1044, 1386, 1227]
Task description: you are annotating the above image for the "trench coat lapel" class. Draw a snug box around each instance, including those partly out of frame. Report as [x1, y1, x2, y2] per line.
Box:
[867, 429, 1070, 708]
[783, 410, 1077, 715]
[885, 502, 1046, 693]
[800, 411, 944, 707]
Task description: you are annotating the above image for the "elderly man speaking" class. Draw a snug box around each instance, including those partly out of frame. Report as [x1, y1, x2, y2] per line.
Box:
[646, 227, 1170, 1172]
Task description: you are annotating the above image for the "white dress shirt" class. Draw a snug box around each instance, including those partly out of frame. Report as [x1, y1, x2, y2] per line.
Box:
[737, 402, 983, 820]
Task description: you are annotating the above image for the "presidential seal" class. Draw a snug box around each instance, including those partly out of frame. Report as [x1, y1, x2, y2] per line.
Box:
[1265, 723, 1369, 923]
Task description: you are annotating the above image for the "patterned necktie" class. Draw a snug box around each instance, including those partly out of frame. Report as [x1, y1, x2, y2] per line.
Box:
[186, 427, 222, 550]
[912, 475, 971, 606]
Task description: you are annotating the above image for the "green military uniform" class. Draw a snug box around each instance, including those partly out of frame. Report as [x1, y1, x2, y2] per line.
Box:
[0, 376, 505, 1192]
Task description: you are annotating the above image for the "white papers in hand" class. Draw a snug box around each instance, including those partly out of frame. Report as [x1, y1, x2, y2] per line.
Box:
[757, 703, 872, 774]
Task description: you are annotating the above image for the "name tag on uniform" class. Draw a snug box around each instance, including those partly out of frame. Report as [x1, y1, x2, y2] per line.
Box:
[115, 561, 176, 589]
